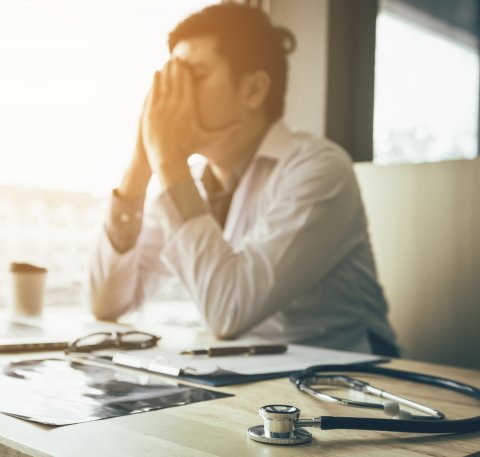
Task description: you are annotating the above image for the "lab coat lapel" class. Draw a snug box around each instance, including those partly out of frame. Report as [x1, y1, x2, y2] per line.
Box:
[223, 120, 296, 247]
[223, 162, 256, 247]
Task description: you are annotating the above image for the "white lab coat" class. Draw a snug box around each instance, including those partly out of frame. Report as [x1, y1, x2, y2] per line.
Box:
[89, 121, 398, 353]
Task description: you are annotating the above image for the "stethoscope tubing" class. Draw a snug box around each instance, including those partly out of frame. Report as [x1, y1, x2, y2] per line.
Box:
[290, 363, 480, 400]
[290, 363, 480, 434]
[320, 415, 480, 433]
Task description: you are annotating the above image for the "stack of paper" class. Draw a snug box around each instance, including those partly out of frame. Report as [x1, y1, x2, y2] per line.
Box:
[112, 344, 384, 385]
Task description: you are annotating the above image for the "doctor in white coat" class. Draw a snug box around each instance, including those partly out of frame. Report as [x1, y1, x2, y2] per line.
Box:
[88, 3, 399, 356]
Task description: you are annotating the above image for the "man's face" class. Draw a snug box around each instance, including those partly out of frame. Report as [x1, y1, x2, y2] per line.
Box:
[172, 36, 244, 132]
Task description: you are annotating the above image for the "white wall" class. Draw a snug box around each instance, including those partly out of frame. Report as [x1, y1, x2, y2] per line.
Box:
[355, 159, 480, 369]
[269, 0, 328, 136]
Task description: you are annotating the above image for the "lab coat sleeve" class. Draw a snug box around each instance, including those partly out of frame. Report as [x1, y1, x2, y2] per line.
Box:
[158, 147, 364, 339]
[88, 223, 171, 321]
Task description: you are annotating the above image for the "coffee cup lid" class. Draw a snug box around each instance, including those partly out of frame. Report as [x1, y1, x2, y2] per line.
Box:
[10, 262, 47, 273]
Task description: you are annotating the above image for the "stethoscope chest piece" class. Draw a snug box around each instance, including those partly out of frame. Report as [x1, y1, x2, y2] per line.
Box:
[247, 405, 313, 445]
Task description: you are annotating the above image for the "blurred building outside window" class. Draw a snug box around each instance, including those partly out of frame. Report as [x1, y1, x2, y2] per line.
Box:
[374, 0, 479, 164]
[0, 1, 215, 311]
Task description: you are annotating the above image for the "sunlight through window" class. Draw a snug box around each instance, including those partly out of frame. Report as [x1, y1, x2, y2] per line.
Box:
[374, 2, 479, 164]
[0, 0, 215, 307]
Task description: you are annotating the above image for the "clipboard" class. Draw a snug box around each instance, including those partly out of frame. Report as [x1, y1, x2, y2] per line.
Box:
[109, 344, 387, 386]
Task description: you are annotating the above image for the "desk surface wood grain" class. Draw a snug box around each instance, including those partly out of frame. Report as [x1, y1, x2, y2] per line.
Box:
[0, 326, 479, 457]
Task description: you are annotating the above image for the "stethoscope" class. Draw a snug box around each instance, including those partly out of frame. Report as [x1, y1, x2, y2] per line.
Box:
[247, 363, 480, 445]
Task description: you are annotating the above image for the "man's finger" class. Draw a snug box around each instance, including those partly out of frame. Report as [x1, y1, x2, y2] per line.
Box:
[151, 70, 162, 105]
[170, 59, 181, 102]
[162, 60, 173, 97]
[142, 88, 153, 133]
[180, 60, 192, 103]
[177, 61, 194, 120]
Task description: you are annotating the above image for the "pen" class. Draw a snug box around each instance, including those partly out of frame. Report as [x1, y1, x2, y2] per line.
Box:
[180, 344, 287, 357]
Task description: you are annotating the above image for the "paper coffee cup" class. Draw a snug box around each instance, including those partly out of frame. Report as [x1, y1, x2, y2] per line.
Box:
[9, 263, 47, 316]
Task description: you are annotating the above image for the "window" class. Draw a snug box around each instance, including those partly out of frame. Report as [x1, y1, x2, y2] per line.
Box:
[0, 1, 215, 308]
[374, 0, 480, 164]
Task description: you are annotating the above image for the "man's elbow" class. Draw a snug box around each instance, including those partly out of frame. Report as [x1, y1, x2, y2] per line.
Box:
[210, 326, 239, 340]
[89, 287, 124, 322]
[206, 312, 244, 340]
[90, 298, 117, 322]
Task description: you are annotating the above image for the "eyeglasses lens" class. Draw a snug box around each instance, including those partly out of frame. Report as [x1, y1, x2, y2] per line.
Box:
[75, 333, 112, 349]
[120, 332, 154, 344]
[68, 331, 158, 353]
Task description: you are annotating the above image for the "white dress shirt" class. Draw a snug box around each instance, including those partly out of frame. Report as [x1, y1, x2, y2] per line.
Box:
[89, 120, 398, 354]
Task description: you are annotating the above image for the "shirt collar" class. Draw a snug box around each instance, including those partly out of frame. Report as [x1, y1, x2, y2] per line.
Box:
[254, 119, 295, 162]
[191, 119, 294, 186]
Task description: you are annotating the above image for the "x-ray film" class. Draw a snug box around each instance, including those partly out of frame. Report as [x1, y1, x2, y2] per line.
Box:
[0, 358, 232, 426]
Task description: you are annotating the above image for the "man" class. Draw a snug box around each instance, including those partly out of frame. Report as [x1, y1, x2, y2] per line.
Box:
[89, 3, 399, 356]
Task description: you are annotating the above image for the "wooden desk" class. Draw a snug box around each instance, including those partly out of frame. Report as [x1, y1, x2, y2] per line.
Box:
[0, 325, 479, 457]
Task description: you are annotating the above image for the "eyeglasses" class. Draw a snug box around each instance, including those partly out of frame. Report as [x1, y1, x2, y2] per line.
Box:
[65, 331, 160, 354]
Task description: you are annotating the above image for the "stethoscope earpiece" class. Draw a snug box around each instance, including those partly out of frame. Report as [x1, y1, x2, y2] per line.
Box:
[383, 401, 400, 416]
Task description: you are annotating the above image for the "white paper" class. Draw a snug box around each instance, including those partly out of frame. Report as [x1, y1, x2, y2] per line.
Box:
[113, 344, 382, 377]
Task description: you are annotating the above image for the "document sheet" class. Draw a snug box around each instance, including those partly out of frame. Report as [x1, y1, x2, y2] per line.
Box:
[113, 343, 383, 377]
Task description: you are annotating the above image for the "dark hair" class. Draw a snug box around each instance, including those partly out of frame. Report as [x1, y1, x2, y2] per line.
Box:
[168, 3, 296, 122]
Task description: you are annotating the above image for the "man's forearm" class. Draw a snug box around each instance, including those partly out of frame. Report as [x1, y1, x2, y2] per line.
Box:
[105, 134, 152, 253]
[118, 155, 152, 199]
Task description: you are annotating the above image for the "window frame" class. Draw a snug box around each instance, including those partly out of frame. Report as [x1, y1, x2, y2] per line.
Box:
[324, 0, 480, 163]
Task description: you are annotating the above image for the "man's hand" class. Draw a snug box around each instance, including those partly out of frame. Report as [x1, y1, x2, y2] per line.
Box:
[141, 59, 239, 188]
